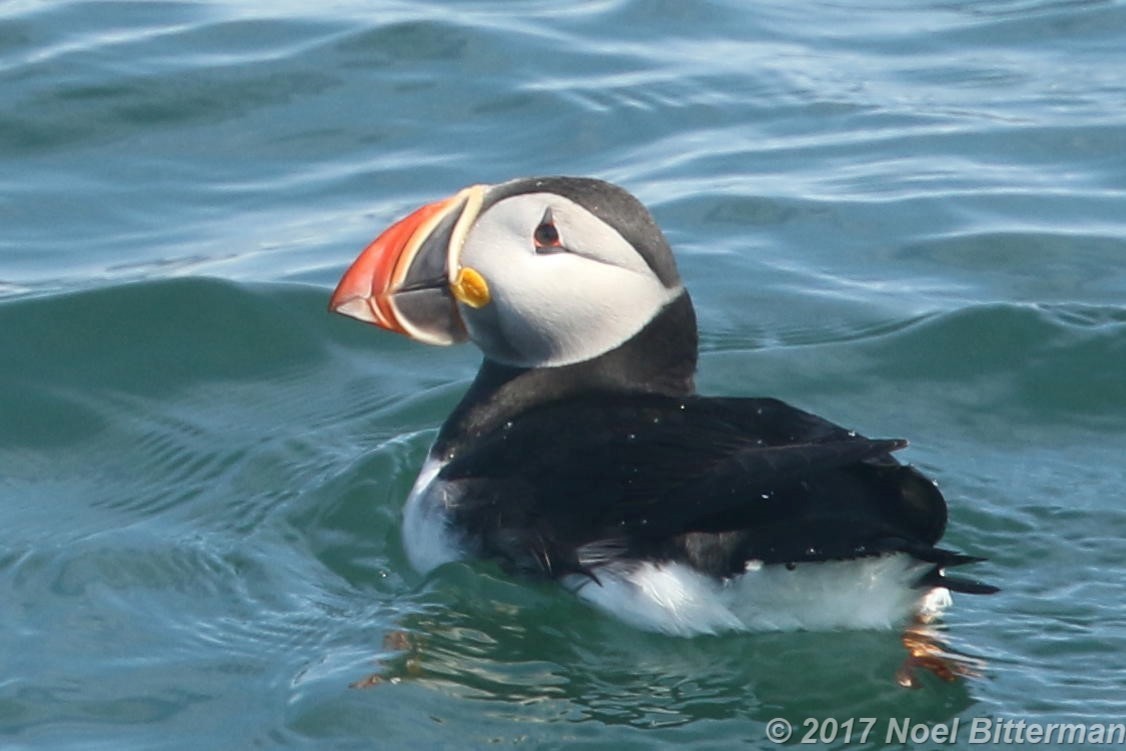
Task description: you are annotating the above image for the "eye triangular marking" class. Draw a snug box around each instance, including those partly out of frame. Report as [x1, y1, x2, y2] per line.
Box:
[533, 207, 562, 251]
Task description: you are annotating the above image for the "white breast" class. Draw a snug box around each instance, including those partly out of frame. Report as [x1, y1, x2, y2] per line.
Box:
[401, 455, 464, 574]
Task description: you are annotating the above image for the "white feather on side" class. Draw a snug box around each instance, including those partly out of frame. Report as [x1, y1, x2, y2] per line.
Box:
[567, 553, 946, 636]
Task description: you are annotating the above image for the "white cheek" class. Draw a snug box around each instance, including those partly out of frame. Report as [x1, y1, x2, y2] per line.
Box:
[458, 193, 679, 367]
[482, 253, 677, 366]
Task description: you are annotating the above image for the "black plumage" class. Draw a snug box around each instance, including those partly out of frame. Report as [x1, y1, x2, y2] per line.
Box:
[428, 292, 996, 596]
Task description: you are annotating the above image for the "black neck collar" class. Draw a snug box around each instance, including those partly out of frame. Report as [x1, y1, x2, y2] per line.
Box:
[433, 292, 698, 457]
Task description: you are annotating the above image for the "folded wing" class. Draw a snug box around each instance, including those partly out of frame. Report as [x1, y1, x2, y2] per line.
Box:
[439, 394, 994, 593]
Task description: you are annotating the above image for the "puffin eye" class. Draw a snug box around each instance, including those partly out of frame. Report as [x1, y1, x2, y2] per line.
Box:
[534, 222, 559, 247]
[533, 210, 562, 251]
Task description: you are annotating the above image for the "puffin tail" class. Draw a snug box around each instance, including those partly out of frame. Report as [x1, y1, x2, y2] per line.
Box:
[913, 548, 999, 595]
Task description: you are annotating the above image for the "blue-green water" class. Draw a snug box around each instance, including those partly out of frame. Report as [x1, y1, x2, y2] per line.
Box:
[3, 1, 1126, 749]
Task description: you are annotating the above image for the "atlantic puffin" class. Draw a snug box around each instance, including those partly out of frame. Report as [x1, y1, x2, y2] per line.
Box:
[330, 176, 996, 638]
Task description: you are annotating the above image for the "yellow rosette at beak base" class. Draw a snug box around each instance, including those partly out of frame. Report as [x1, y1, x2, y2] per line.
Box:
[451, 267, 491, 309]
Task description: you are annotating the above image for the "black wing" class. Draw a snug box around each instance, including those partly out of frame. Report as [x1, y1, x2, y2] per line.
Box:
[439, 393, 993, 592]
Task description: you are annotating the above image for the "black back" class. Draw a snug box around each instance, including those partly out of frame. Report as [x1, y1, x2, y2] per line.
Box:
[439, 392, 951, 574]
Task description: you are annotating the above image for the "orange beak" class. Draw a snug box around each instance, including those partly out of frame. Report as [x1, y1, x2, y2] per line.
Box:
[329, 186, 484, 345]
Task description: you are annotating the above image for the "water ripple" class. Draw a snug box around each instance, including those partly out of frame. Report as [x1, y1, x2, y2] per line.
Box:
[3, 0, 1126, 747]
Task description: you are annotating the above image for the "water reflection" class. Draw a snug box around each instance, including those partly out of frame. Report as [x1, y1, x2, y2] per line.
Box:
[349, 566, 982, 733]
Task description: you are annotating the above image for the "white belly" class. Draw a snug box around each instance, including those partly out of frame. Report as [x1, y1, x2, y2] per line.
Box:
[565, 554, 950, 636]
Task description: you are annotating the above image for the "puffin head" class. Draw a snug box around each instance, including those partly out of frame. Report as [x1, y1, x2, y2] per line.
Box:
[330, 177, 684, 368]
